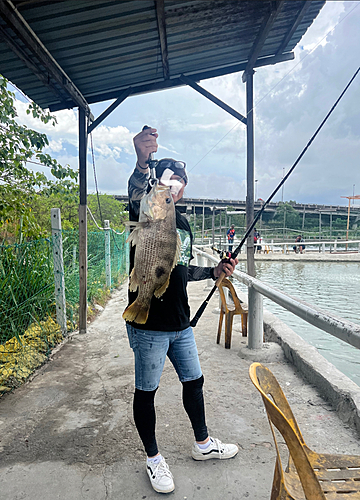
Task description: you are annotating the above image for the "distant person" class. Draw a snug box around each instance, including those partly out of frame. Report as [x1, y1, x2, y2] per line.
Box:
[254, 228, 260, 254]
[227, 224, 235, 252]
[257, 234, 262, 253]
[293, 235, 301, 253]
[299, 236, 305, 254]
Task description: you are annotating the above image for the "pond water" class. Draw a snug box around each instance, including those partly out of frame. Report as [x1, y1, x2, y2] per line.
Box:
[235, 261, 360, 386]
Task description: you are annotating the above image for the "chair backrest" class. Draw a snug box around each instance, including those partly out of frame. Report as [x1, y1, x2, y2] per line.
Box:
[218, 278, 243, 312]
[249, 363, 326, 500]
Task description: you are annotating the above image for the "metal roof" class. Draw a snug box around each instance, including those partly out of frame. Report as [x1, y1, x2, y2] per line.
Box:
[0, 0, 325, 111]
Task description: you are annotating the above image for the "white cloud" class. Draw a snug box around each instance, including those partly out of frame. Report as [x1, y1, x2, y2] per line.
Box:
[15, 1, 360, 205]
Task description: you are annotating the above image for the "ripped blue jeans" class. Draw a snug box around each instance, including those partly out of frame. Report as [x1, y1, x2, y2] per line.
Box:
[126, 324, 202, 391]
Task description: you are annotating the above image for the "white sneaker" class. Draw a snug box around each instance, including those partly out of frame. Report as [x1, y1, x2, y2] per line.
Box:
[191, 437, 239, 461]
[146, 457, 175, 494]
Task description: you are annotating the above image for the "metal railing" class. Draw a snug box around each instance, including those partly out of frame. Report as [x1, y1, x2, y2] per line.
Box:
[193, 246, 360, 351]
[194, 238, 360, 254]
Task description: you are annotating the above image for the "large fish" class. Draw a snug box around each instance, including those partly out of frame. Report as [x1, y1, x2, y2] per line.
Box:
[122, 183, 181, 324]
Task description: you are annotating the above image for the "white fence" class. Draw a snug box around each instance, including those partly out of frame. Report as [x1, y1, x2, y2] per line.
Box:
[193, 246, 360, 351]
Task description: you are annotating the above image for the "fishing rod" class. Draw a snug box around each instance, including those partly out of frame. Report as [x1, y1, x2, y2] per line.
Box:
[190, 66, 360, 328]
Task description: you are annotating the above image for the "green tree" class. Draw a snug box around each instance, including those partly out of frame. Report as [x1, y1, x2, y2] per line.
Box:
[0, 76, 78, 243]
[30, 192, 128, 234]
[273, 202, 301, 230]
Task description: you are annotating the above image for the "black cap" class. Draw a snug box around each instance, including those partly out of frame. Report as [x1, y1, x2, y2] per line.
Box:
[155, 158, 188, 185]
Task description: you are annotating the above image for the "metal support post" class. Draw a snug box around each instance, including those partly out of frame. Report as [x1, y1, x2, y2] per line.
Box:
[79, 107, 88, 334]
[211, 208, 215, 247]
[51, 208, 67, 335]
[193, 206, 196, 242]
[202, 200, 205, 244]
[248, 286, 263, 349]
[245, 70, 255, 277]
[104, 220, 111, 288]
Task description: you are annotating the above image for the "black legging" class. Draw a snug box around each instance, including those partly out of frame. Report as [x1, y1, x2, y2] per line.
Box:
[133, 375, 208, 457]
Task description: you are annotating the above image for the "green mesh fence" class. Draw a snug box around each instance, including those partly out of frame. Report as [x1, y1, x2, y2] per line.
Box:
[0, 229, 128, 395]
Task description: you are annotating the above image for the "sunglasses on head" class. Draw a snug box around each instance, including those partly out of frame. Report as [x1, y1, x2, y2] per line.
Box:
[158, 159, 186, 170]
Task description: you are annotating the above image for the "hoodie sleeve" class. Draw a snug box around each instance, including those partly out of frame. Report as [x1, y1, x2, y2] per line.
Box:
[128, 167, 149, 221]
[187, 265, 216, 282]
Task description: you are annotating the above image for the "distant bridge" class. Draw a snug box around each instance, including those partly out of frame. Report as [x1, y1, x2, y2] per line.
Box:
[114, 195, 360, 221]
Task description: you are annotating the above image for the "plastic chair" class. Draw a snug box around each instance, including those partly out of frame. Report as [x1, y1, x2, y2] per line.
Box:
[249, 362, 360, 499]
[217, 278, 248, 349]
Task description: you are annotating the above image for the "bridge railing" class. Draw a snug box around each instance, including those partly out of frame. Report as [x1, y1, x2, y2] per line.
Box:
[193, 246, 360, 351]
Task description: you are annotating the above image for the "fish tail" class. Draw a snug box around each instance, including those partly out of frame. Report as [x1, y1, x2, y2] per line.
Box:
[122, 300, 150, 324]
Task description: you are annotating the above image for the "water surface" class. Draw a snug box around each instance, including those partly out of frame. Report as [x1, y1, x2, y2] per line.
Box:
[235, 261, 360, 386]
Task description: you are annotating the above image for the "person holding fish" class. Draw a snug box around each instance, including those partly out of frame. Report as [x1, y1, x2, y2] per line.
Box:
[123, 126, 239, 494]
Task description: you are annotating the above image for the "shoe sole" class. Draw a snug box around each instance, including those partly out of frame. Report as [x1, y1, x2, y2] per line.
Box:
[151, 484, 175, 494]
[191, 448, 239, 461]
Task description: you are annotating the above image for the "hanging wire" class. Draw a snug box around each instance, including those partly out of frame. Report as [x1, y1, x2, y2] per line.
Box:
[88, 133, 125, 251]
[87, 206, 125, 234]
[90, 132, 104, 225]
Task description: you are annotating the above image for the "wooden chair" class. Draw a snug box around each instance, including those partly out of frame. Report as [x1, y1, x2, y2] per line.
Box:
[249, 362, 360, 499]
[217, 278, 248, 349]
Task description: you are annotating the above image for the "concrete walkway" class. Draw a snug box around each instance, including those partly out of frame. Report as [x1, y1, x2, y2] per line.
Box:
[236, 251, 360, 262]
[1, 282, 360, 499]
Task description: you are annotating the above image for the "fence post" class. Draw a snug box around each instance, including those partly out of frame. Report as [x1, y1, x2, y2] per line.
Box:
[51, 208, 67, 335]
[104, 220, 111, 288]
[248, 286, 263, 349]
[125, 229, 130, 274]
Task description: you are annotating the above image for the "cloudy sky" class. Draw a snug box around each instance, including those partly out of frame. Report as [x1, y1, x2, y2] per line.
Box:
[13, 1, 360, 206]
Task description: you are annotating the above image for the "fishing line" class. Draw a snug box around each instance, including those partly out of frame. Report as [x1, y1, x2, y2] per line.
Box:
[190, 65, 360, 327]
[184, 1, 359, 177]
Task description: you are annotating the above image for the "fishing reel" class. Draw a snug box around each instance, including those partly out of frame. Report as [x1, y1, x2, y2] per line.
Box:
[211, 246, 232, 261]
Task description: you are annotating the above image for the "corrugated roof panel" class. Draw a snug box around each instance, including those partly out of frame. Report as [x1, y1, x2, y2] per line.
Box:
[0, 0, 325, 110]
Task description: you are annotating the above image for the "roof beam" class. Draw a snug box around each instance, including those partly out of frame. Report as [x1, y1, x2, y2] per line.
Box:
[154, 0, 170, 80]
[276, 1, 311, 55]
[48, 52, 294, 111]
[179, 74, 246, 125]
[0, 0, 89, 112]
[242, 0, 285, 82]
[88, 87, 132, 134]
[0, 23, 67, 106]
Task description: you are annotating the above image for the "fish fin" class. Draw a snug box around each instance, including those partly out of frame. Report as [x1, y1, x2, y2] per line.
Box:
[122, 300, 149, 324]
[126, 224, 144, 246]
[128, 268, 139, 292]
[172, 233, 182, 269]
[154, 276, 171, 298]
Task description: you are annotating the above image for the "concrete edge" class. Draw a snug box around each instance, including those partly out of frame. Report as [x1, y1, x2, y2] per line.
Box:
[263, 309, 360, 437]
